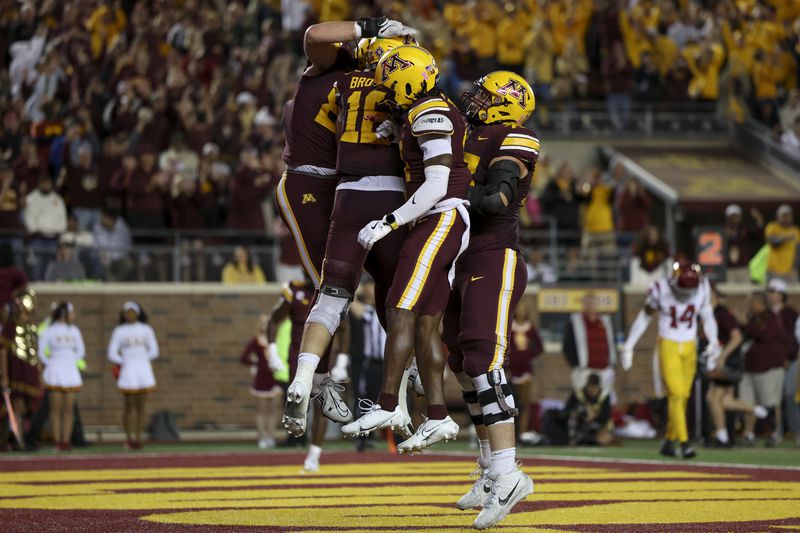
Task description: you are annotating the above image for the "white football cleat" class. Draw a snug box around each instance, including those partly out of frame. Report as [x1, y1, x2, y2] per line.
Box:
[456, 458, 491, 510]
[342, 402, 407, 438]
[397, 415, 459, 454]
[473, 467, 534, 530]
[283, 380, 311, 437]
[312, 377, 353, 423]
[302, 457, 320, 474]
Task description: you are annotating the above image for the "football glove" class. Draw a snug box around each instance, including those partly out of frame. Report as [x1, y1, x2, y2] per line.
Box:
[331, 353, 350, 382]
[358, 215, 398, 250]
[703, 343, 722, 371]
[267, 342, 286, 373]
[375, 119, 400, 143]
[620, 346, 634, 371]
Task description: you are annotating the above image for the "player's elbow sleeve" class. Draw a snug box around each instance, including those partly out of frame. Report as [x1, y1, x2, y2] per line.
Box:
[479, 192, 506, 215]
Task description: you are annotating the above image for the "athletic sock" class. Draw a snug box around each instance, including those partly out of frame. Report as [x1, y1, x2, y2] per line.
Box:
[479, 439, 491, 464]
[744, 431, 755, 442]
[378, 392, 398, 411]
[298, 352, 321, 368]
[426, 404, 448, 420]
[490, 447, 516, 476]
[715, 429, 729, 443]
[307, 444, 322, 462]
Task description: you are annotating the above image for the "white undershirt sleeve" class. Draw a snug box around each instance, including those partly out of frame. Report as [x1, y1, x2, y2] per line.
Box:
[623, 309, 652, 352]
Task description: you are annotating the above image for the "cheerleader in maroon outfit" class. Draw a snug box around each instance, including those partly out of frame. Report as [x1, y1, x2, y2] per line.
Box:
[240, 314, 284, 449]
[508, 298, 543, 444]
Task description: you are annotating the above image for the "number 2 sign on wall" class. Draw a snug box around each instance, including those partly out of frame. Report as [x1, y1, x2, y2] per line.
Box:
[694, 227, 726, 281]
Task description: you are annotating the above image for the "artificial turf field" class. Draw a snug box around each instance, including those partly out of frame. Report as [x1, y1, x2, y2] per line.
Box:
[1, 440, 799, 532]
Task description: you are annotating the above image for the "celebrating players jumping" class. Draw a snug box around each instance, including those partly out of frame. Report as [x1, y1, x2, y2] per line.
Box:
[270, 11, 743, 529]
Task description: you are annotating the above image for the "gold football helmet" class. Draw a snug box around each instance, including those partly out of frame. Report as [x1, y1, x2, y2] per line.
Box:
[461, 71, 535, 125]
[357, 35, 418, 70]
[374, 45, 438, 108]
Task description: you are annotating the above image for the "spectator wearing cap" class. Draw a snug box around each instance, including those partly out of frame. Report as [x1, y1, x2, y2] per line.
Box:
[741, 291, 789, 446]
[767, 279, 800, 444]
[724, 204, 764, 283]
[44, 238, 86, 282]
[765, 204, 800, 282]
[562, 293, 618, 400]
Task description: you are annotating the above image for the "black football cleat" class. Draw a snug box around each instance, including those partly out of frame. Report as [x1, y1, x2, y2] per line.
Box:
[660, 440, 678, 458]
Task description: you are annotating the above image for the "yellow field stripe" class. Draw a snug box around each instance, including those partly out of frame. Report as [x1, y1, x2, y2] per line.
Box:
[408, 98, 448, 123]
[276, 174, 321, 286]
[489, 249, 517, 370]
[398, 210, 456, 310]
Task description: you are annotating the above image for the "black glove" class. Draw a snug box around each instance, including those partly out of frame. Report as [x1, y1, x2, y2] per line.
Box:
[356, 17, 388, 39]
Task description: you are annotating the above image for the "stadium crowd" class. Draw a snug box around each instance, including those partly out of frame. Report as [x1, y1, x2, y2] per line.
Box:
[0, 0, 798, 283]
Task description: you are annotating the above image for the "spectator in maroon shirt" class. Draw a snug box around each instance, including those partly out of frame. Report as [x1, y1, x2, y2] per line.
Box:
[226, 146, 273, 232]
[60, 141, 105, 231]
[0, 162, 23, 232]
[563, 293, 618, 401]
[766, 278, 800, 442]
[741, 291, 788, 446]
[11, 137, 43, 198]
[197, 144, 229, 229]
[509, 299, 543, 444]
[616, 175, 652, 234]
[112, 151, 168, 230]
[603, 42, 634, 130]
[723, 204, 764, 283]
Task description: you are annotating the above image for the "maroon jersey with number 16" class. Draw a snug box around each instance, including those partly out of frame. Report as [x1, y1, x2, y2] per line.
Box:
[334, 71, 404, 181]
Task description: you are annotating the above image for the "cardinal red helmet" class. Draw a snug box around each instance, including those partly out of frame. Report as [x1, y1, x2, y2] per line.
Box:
[669, 259, 701, 300]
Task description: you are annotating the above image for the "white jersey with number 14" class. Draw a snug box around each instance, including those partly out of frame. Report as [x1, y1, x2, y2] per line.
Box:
[645, 277, 712, 343]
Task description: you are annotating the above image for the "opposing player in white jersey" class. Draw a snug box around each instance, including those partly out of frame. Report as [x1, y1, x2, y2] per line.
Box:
[621, 259, 720, 458]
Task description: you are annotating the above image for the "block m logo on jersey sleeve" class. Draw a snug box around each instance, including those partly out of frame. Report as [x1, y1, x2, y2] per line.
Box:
[380, 53, 414, 82]
[496, 80, 529, 109]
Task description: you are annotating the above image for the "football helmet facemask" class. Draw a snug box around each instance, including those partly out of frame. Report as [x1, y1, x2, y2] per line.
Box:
[461, 71, 535, 125]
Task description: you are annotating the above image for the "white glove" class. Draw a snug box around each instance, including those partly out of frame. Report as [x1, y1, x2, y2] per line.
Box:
[703, 343, 722, 371]
[377, 19, 419, 38]
[331, 353, 349, 382]
[266, 342, 286, 373]
[358, 216, 396, 250]
[375, 119, 399, 143]
[620, 346, 634, 371]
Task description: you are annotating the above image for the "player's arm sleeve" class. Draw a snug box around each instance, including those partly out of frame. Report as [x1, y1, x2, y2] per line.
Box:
[107, 328, 123, 364]
[699, 291, 719, 346]
[470, 158, 523, 216]
[391, 125, 452, 226]
[623, 309, 652, 351]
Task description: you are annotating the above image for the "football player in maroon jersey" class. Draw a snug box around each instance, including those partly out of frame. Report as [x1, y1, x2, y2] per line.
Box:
[282, 20, 419, 438]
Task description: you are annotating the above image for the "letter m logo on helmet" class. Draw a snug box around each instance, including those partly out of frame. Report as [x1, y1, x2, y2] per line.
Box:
[380, 53, 414, 82]
[496, 80, 528, 109]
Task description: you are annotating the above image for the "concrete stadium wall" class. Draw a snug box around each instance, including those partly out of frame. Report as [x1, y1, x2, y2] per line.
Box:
[28, 283, 789, 430]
